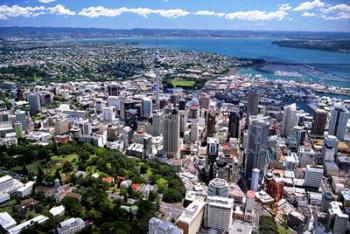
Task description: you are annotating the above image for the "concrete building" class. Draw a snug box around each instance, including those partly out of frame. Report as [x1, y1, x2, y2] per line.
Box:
[207, 137, 219, 180]
[142, 97, 153, 118]
[149, 217, 183, 234]
[281, 103, 299, 137]
[15, 110, 27, 131]
[0, 212, 16, 231]
[228, 110, 240, 140]
[28, 93, 41, 114]
[163, 109, 180, 159]
[190, 119, 199, 143]
[328, 103, 349, 140]
[266, 178, 284, 201]
[152, 111, 163, 137]
[311, 109, 327, 137]
[304, 165, 323, 188]
[322, 135, 338, 162]
[57, 217, 86, 234]
[247, 91, 259, 117]
[250, 168, 260, 191]
[14, 122, 23, 139]
[107, 83, 120, 96]
[55, 117, 70, 135]
[326, 201, 348, 234]
[102, 107, 115, 123]
[208, 178, 229, 197]
[176, 200, 205, 234]
[8, 215, 48, 234]
[204, 196, 234, 232]
[245, 116, 270, 182]
[15, 181, 34, 198]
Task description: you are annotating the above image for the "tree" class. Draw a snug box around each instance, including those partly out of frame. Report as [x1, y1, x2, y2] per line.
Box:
[36, 168, 45, 185]
[156, 178, 168, 193]
[62, 161, 74, 173]
[62, 196, 85, 218]
[163, 188, 183, 203]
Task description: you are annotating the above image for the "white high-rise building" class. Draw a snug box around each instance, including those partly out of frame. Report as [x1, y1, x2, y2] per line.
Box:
[28, 93, 41, 114]
[251, 168, 260, 191]
[304, 165, 323, 188]
[149, 217, 183, 234]
[281, 103, 299, 137]
[204, 196, 234, 232]
[163, 109, 180, 159]
[142, 97, 153, 118]
[329, 104, 349, 140]
[245, 116, 270, 181]
[108, 96, 120, 110]
[102, 107, 115, 123]
[176, 200, 205, 234]
[190, 119, 199, 142]
[15, 110, 27, 131]
[322, 135, 338, 162]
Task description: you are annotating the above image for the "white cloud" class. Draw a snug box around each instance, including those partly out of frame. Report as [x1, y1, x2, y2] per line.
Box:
[195, 10, 225, 17]
[294, 0, 325, 12]
[38, 0, 55, 3]
[302, 12, 316, 17]
[47, 4, 75, 16]
[225, 10, 288, 21]
[279, 3, 292, 11]
[79, 6, 189, 18]
[0, 5, 45, 20]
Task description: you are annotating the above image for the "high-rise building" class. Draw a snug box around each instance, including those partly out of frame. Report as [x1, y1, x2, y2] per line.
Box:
[322, 135, 338, 162]
[250, 168, 260, 191]
[15, 110, 27, 131]
[0, 111, 9, 122]
[328, 104, 349, 140]
[206, 111, 216, 137]
[228, 110, 240, 140]
[154, 51, 161, 110]
[149, 217, 183, 234]
[143, 135, 152, 158]
[281, 103, 299, 137]
[245, 190, 255, 223]
[204, 196, 233, 232]
[28, 93, 41, 114]
[207, 137, 219, 180]
[266, 178, 284, 201]
[179, 110, 187, 138]
[190, 119, 199, 143]
[107, 83, 120, 96]
[311, 109, 328, 137]
[141, 97, 153, 118]
[247, 91, 259, 117]
[102, 107, 115, 123]
[199, 93, 210, 109]
[176, 200, 205, 234]
[14, 122, 23, 138]
[287, 126, 306, 150]
[163, 109, 180, 159]
[208, 178, 229, 197]
[304, 165, 323, 188]
[152, 111, 163, 137]
[245, 116, 270, 182]
[55, 117, 69, 135]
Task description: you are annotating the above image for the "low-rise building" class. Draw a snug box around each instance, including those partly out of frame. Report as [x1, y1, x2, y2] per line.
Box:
[57, 218, 85, 234]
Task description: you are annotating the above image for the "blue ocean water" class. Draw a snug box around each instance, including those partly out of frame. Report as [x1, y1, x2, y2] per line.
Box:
[72, 37, 350, 88]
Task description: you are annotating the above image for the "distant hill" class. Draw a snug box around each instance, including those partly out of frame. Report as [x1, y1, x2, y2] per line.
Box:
[1, 26, 350, 40]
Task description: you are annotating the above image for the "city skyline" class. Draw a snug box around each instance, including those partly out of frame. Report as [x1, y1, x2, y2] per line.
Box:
[0, 0, 350, 31]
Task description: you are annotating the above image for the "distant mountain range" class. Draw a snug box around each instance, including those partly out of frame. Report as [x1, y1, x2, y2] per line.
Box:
[1, 27, 350, 40]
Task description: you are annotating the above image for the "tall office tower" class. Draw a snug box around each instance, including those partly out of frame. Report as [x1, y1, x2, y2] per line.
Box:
[199, 93, 210, 109]
[250, 168, 260, 191]
[328, 104, 349, 140]
[102, 107, 115, 123]
[143, 135, 152, 158]
[107, 83, 120, 96]
[120, 99, 134, 121]
[247, 91, 259, 117]
[204, 196, 234, 232]
[176, 200, 205, 234]
[228, 110, 240, 140]
[207, 137, 219, 180]
[244, 190, 256, 223]
[152, 111, 163, 137]
[55, 117, 69, 135]
[179, 110, 187, 138]
[15, 122, 23, 138]
[149, 217, 183, 234]
[81, 122, 92, 135]
[288, 126, 306, 150]
[189, 106, 199, 119]
[206, 111, 216, 137]
[108, 96, 120, 110]
[0, 111, 9, 122]
[141, 97, 153, 118]
[28, 93, 41, 114]
[190, 119, 199, 143]
[281, 103, 299, 137]
[208, 178, 229, 197]
[15, 110, 27, 131]
[304, 165, 323, 188]
[170, 93, 180, 107]
[266, 178, 284, 201]
[163, 109, 180, 159]
[311, 109, 328, 137]
[154, 51, 161, 110]
[245, 116, 270, 182]
[179, 99, 187, 111]
[322, 135, 338, 162]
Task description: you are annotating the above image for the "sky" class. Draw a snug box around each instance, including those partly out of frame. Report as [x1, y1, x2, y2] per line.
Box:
[0, 0, 349, 31]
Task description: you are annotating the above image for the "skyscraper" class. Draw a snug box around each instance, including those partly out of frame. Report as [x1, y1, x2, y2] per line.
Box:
[15, 110, 27, 131]
[281, 103, 299, 137]
[204, 196, 233, 232]
[154, 50, 161, 110]
[141, 97, 153, 118]
[107, 83, 120, 96]
[328, 104, 349, 140]
[322, 135, 338, 162]
[163, 109, 180, 159]
[102, 107, 115, 123]
[28, 93, 41, 114]
[311, 109, 328, 137]
[245, 116, 270, 182]
[179, 110, 187, 138]
[206, 111, 216, 137]
[228, 110, 240, 140]
[207, 137, 219, 180]
[247, 91, 259, 117]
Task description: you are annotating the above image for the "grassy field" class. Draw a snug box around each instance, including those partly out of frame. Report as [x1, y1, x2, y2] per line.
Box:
[171, 79, 196, 88]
